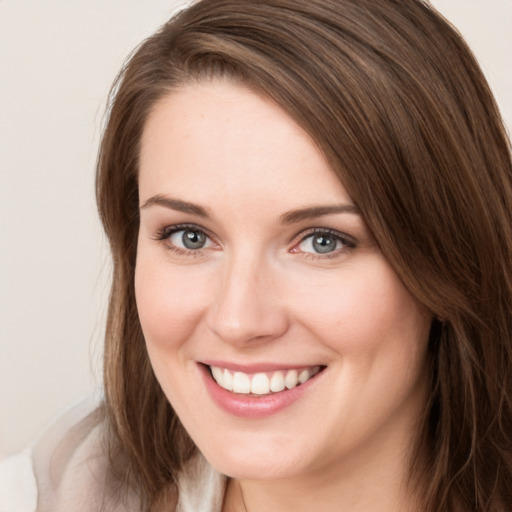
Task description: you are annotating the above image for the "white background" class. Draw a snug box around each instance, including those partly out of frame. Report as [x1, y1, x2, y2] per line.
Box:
[1, 0, 511, 456]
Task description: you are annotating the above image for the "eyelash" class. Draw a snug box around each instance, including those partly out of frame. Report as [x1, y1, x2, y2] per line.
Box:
[154, 223, 215, 257]
[292, 228, 356, 260]
[154, 224, 356, 259]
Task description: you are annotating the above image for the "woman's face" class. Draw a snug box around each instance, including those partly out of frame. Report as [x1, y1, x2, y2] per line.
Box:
[136, 81, 431, 481]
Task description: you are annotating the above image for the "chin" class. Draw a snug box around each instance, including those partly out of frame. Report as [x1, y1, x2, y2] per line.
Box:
[198, 434, 308, 480]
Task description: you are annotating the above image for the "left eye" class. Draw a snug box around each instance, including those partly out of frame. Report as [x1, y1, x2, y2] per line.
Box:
[297, 232, 346, 254]
[169, 228, 212, 250]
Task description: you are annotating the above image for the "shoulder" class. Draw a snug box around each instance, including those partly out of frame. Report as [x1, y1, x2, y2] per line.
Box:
[0, 446, 37, 512]
[175, 453, 227, 512]
[31, 395, 108, 511]
[0, 395, 227, 512]
[0, 395, 140, 512]
[1, 396, 102, 512]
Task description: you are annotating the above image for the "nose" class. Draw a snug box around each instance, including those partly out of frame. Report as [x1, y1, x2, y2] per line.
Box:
[206, 252, 289, 346]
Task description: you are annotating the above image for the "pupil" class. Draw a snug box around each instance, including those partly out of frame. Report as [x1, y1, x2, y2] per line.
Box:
[182, 230, 206, 249]
[313, 235, 336, 254]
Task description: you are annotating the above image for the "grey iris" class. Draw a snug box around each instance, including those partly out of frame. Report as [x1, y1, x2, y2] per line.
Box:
[182, 230, 206, 249]
[313, 234, 337, 253]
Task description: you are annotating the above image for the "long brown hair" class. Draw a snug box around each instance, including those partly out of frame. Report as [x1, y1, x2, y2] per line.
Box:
[96, 0, 512, 510]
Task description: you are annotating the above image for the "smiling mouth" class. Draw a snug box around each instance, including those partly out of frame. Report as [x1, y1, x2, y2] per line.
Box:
[208, 365, 325, 396]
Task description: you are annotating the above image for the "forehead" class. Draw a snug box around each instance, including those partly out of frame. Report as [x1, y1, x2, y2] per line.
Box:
[138, 81, 351, 208]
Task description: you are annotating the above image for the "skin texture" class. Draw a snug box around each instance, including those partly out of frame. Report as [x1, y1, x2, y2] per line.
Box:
[135, 81, 432, 511]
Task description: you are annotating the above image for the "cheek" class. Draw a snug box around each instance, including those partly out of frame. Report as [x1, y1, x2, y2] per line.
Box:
[134, 254, 211, 349]
[291, 258, 430, 357]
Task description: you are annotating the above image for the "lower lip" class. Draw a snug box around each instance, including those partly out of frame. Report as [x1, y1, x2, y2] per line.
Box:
[199, 364, 323, 419]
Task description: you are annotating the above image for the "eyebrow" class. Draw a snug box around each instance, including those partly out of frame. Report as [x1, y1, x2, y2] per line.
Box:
[140, 195, 359, 223]
[279, 204, 360, 224]
[140, 195, 210, 217]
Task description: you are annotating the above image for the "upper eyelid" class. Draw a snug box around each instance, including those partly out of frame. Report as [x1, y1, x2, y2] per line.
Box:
[292, 227, 357, 246]
[157, 223, 214, 239]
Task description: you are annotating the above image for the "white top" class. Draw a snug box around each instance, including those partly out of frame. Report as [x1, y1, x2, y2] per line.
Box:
[0, 398, 226, 512]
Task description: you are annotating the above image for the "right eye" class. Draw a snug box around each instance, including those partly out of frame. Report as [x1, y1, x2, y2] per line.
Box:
[170, 228, 210, 250]
[156, 225, 215, 254]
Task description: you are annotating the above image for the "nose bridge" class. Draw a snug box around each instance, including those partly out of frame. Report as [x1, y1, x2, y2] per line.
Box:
[208, 247, 288, 345]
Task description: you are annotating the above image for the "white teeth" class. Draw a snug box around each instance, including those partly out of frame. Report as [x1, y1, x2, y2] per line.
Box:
[285, 369, 298, 389]
[211, 366, 224, 385]
[233, 372, 251, 394]
[269, 371, 285, 392]
[298, 369, 311, 384]
[222, 369, 233, 391]
[251, 373, 270, 395]
[210, 365, 321, 396]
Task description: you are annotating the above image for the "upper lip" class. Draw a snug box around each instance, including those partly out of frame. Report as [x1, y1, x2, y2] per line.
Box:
[200, 360, 325, 373]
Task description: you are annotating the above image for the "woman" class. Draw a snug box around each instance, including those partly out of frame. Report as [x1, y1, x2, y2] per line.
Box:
[3, 0, 512, 510]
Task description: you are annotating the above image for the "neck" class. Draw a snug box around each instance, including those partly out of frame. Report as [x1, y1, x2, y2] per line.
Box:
[223, 423, 422, 512]
[227, 463, 417, 512]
